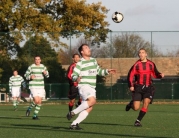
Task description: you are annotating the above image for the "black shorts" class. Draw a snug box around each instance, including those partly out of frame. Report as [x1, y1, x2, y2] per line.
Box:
[132, 84, 155, 104]
[68, 86, 79, 100]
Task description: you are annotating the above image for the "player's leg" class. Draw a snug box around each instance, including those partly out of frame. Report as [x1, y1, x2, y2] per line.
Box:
[76, 97, 82, 107]
[16, 88, 21, 109]
[68, 86, 78, 112]
[73, 85, 96, 114]
[32, 89, 44, 120]
[12, 96, 17, 110]
[126, 91, 141, 111]
[32, 96, 42, 120]
[125, 91, 134, 111]
[26, 89, 36, 116]
[67, 85, 96, 120]
[69, 99, 75, 112]
[134, 98, 150, 127]
[26, 99, 36, 116]
[70, 106, 92, 130]
[134, 86, 153, 127]
[15, 97, 20, 109]
[12, 88, 18, 110]
[66, 96, 95, 120]
[129, 87, 143, 126]
[76, 89, 82, 108]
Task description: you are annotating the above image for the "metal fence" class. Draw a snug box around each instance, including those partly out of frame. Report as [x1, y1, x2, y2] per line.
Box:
[1, 31, 179, 101]
[1, 82, 179, 101]
[1, 31, 179, 59]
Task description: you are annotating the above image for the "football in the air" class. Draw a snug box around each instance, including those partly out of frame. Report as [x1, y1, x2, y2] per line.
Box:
[112, 12, 124, 23]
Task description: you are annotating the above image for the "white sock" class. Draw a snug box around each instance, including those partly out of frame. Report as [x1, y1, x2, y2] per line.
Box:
[72, 101, 89, 114]
[71, 110, 89, 125]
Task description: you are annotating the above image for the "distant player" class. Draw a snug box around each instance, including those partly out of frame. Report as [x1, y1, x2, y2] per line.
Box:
[66, 44, 116, 130]
[25, 55, 49, 120]
[126, 48, 164, 126]
[9, 69, 25, 111]
[66, 53, 81, 113]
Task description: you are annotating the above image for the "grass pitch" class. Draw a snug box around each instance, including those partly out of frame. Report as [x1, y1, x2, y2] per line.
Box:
[0, 103, 179, 138]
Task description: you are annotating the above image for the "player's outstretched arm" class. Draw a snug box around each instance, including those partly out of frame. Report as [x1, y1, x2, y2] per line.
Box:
[108, 69, 116, 74]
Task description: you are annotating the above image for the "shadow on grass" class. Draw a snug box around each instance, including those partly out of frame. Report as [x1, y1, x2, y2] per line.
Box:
[1, 123, 171, 138]
[62, 121, 132, 127]
[39, 115, 66, 118]
[82, 122, 132, 126]
[11, 124, 69, 130]
[0, 116, 22, 120]
[149, 110, 179, 113]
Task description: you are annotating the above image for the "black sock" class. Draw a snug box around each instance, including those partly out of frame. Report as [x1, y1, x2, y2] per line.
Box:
[137, 108, 147, 121]
[129, 100, 133, 105]
[69, 105, 73, 112]
[78, 101, 81, 105]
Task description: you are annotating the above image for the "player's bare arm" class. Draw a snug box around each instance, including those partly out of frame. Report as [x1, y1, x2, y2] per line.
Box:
[108, 69, 116, 74]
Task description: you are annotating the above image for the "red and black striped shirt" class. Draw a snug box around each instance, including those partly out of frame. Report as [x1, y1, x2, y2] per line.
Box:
[127, 59, 162, 87]
[67, 63, 78, 87]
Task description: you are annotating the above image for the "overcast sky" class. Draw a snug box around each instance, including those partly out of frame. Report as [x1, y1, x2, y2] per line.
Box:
[87, 0, 179, 31]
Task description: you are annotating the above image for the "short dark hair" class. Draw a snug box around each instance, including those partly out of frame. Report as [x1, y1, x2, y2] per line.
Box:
[78, 44, 88, 56]
[34, 55, 41, 59]
[13, 69, 18, 73]
[72, 53, 80, 58]
[139, 48, 146, 52]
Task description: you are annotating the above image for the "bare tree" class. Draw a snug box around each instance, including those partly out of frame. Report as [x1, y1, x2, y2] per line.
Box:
[108, 33, 169, 58]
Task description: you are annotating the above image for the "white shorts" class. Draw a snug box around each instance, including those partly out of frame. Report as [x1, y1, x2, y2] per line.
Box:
[30, 88, 45, 98]
[78, 85, 96, 101]
[11, 87, 21, 97]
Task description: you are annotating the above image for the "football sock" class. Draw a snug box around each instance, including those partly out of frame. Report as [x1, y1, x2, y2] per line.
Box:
[16, 101, 19, 106]
[28, 101, 36, 111]
[72, 101, 89, 114]
[78, 98, 82, 106]
[13, 100, 17, 108]
[69, 101, 74, 112]
[33, 104, 41, 117]
[137, 107, 147, 121]
[71, 110, 88, 125]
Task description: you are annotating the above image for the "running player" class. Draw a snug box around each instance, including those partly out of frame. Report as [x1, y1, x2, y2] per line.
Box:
[9, 69, 25, 111]
[126, 48, 164, 126]
[25, 55, 49, 120]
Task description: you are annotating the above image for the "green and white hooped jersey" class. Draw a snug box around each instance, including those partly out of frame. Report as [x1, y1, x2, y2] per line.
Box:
[9, 75, 24, 91]
[24, 64, 49, 89]
[72, 57, 109, 88]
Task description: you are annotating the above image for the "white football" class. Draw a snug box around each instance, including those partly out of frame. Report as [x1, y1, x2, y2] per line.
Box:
[112, 11, 124, 23]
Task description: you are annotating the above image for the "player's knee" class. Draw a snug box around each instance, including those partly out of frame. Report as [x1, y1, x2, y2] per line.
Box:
[133, 106, 140, 111]
[87, 97, 96, 106]
[34, 100, 40, 104]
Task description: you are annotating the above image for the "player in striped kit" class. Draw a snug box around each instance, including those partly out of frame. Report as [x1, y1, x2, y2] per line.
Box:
[66, 44, 116, 130]
[66, 53, 81, 113]
[126, 48, 164, 127]
[25, 56, 49, 120]
[9, 70, 25, 111]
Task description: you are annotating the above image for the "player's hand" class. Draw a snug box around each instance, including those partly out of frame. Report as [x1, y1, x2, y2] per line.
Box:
[30, 75, 36, 80]
[108, 69, 116, 74]
[43, 71, 47, 75]
[160, 73, 164, 78]
[130, 87, 134, 91]
[76, 76, 81, 83]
